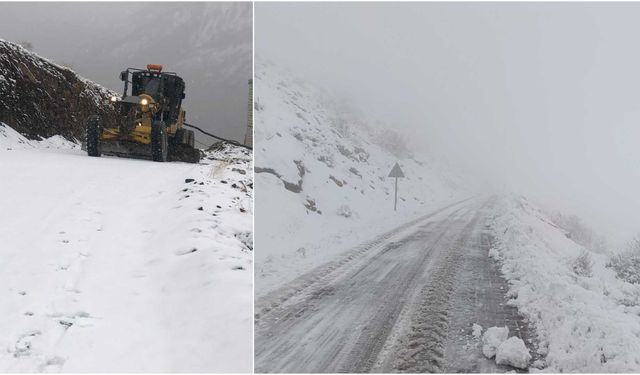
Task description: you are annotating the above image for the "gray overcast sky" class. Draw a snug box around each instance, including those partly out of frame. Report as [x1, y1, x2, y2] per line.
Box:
[256, 2, 640, 247]
[0, 2, 252, 143]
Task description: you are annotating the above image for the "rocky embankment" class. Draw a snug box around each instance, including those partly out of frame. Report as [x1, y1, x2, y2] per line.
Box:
[0, 39, 117, 141]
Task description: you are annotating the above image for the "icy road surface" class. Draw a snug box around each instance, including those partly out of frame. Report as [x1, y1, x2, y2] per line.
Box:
[0, 126, 253, 372]
[255, 197, 537, 373]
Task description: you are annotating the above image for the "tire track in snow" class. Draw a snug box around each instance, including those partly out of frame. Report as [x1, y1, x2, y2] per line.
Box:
[254, 199, 481, 372]
[376, 197, 540, 373]
[255, 197, 475, 322]
[380, 206, 483, 372]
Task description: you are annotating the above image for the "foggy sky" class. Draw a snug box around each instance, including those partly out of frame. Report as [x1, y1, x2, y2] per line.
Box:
[0, 2, 252, 144]
[256, 2, 640, 247]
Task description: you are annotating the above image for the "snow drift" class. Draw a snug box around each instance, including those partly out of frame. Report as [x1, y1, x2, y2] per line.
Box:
[490, 195, 640, 372]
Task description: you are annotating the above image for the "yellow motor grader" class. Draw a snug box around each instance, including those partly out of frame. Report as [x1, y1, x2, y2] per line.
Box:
[86, 64, 200, 163]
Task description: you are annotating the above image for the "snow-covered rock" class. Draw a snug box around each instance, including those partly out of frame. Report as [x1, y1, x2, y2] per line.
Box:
[482, 326, 509, 359]
[496, 336, 531, 369]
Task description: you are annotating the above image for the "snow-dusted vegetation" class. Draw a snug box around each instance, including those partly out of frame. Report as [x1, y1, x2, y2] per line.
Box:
[0, 123, 253, 372]
[608, 238, 640, 285]
[490, 195, 640, 372]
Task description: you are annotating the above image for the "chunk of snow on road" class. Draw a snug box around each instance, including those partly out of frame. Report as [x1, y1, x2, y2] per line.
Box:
[496, 336, 531, 369]
[472, 323, 483, 339]
[482, 326, 509, 358]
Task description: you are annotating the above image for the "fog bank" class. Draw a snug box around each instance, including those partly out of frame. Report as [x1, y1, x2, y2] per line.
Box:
[256, 2, 640, 247]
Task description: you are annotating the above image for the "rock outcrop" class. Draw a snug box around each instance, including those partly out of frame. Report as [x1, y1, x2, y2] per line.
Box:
[0, 39, 118, 141]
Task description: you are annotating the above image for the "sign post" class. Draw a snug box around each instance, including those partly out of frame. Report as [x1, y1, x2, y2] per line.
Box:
[388, 162, 405, 211]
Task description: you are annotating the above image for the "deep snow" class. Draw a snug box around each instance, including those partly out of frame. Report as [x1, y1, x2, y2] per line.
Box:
[0, 123, 253, 372]
[490, 195, 640, 372]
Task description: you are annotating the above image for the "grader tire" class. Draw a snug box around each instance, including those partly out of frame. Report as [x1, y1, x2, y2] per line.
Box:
[151, 120, 168, 162]
[187, 130, 195, 148]
[173, 128, 187, 146]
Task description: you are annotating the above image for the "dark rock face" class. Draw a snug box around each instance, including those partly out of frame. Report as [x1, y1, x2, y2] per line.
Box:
[0, 39, 118, 140]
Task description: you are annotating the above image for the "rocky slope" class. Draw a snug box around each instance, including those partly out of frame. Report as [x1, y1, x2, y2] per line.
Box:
[0, 39, 117, 141]
[254, 60, 474, 294]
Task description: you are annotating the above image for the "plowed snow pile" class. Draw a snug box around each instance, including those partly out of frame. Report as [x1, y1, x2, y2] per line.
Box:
[0, 123, 253, 372]
[254, 60, 474, 295]
[490, 195, 640, 372]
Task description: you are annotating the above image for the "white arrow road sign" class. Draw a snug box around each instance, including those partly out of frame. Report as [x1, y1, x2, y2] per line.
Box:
[388, 162, 405, 211]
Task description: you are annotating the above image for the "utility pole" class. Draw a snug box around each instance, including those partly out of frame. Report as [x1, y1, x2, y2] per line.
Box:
[244, 79, 253, 148]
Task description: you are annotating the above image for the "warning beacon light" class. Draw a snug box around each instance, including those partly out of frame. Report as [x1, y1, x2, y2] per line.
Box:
[146, 64, 163, 72]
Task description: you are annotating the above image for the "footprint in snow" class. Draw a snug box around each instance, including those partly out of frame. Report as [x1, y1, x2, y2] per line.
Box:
[14, 330, 41, 358]
[59, 318, 73, 329]
[175, 248, 198, 256]
[40, 356, 65, 372]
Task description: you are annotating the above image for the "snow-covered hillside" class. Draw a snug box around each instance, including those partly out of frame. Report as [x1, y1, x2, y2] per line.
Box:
[254, 60, 474, 295]
[0, 123, 252, 372]
[490, 195, 640, 372]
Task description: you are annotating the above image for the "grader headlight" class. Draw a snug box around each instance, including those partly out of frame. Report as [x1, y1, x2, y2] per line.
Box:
[110, 96, 120, 102]
[140, 98, 149, 106]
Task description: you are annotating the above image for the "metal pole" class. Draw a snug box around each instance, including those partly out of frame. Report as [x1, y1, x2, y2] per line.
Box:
[394, 177, 398, 211]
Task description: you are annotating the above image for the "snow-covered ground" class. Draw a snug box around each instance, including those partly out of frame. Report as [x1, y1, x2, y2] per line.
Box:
[0, 123, 253, 372]
[254, 60, 474, 296]
[490, 195, 640, 372]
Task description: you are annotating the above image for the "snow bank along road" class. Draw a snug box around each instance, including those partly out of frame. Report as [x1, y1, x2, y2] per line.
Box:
[0, 126, 253, 372]
[254, 197, 537, 373]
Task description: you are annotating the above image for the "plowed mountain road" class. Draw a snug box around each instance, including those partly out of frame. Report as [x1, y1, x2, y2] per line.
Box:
[255, 197, 538, 373]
